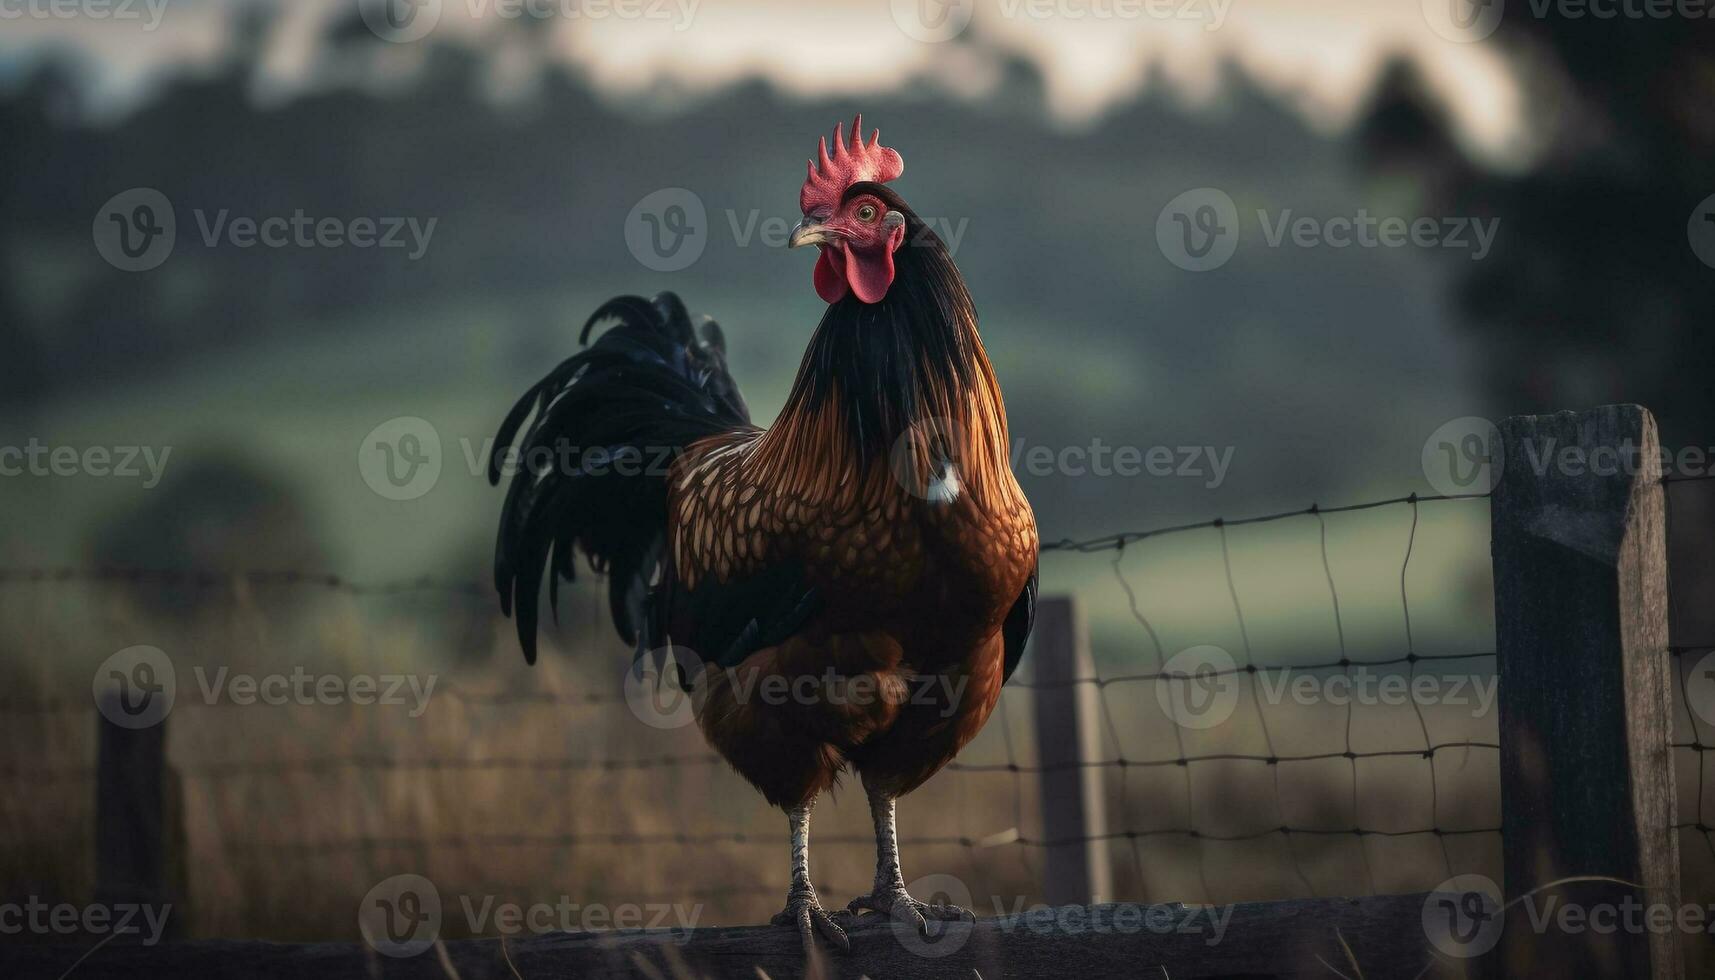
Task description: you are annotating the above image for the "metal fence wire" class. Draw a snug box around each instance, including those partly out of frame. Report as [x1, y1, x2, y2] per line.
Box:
[1666, 473, 1715, 875]
[1, 473, 1711, 924]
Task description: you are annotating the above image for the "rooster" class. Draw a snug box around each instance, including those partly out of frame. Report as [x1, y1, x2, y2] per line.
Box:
[489, 116, 1038, 955]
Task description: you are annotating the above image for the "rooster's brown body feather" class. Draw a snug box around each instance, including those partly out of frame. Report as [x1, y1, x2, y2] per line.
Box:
[668, 357, 1036, 805]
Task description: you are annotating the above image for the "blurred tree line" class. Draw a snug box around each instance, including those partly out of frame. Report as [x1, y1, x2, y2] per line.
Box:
[1359, 14, 1715, 640]
[2, 5, 1708, 629]
[1361, 15, 1714, 445]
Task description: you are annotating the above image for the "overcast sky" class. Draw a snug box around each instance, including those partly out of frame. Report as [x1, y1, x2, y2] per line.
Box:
[1, 0, 1529, 164]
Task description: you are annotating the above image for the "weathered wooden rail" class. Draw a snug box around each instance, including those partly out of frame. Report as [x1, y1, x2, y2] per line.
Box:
[1, 894, 1446, 979]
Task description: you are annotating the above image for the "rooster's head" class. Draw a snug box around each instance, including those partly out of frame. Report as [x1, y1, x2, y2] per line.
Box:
[790, 115, 907, 305]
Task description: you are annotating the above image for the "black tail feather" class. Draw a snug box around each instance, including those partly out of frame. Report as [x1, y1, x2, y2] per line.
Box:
[490, 292, 749, 664]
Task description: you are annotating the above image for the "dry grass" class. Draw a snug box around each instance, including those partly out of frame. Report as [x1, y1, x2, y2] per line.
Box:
[0, 572, 1703, 976]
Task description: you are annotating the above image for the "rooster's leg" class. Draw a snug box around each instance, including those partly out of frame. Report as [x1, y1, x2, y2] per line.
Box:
[770, 800, 849, 954]
[845, 780, 975, 930]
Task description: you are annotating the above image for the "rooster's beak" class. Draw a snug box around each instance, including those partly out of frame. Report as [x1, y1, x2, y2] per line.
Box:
[789, 220, 834, 249]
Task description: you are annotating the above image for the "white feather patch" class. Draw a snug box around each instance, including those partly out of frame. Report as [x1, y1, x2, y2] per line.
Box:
[926, 463, 962, 504]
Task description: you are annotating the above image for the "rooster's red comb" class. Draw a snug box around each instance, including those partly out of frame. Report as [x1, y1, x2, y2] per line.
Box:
[799, 114, 904, 215]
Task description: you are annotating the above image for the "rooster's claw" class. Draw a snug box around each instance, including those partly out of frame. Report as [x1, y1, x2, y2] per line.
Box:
[844, 888, 974, 935]
[772, 888, 850, 954]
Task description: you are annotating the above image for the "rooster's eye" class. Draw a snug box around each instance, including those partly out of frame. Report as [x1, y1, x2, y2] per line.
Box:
[856, 204, 878, 222]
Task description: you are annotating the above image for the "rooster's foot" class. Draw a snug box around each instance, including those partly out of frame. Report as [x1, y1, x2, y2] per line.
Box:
[772, 887, 850, 955]
[843, 886, 974, 935]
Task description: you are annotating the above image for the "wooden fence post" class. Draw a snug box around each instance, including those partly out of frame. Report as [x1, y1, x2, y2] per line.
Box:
[1030, 595, 1113, 905]
[1492, 404, 1679, 978]
[95, 695, 175, 936]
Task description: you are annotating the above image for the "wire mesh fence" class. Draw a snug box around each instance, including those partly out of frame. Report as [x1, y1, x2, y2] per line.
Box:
[1666, 471, 1715, 947]
[1033, 492, 1501, 906]
[0, 470, 1709, 947]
